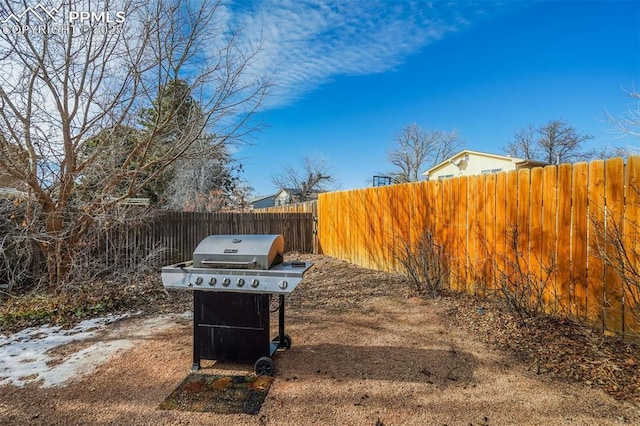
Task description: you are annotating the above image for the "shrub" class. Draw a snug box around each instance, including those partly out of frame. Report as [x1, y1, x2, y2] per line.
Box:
[392, 229, 449, 298]
[495, 226, 557, 324]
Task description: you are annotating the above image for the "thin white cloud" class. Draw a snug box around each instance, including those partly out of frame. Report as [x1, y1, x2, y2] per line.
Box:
[230, 0, 501, 108]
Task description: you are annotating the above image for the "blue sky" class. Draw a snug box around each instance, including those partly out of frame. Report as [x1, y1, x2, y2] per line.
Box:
[229, 0, 640, 196]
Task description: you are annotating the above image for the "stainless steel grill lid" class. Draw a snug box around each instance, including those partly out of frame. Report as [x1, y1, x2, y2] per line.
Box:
[193, 234, 284, 270]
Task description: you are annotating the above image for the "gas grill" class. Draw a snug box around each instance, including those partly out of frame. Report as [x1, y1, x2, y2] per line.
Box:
[161, 234, 312, 375]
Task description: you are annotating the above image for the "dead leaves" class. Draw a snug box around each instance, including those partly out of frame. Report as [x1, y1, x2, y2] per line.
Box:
[443, 293, 640, 404]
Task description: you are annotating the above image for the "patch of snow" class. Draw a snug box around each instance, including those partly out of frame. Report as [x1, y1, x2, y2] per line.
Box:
[0, 313, 182, 387]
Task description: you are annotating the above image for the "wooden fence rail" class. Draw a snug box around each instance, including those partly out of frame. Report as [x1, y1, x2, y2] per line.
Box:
[318, 156, 640, 337]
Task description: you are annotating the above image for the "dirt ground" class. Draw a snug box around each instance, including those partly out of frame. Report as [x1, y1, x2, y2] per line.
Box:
[1, 254, 639, 425]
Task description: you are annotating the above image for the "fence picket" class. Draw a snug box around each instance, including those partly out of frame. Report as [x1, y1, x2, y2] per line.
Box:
[466, 176, 479, 293]
[624, 156, 640, 336]
[604, 158, 625, 333]
[458, 176, 469, 292]
[504, 170, 518, 288]
[495, 172, 507, 294]
[542, 165, 559, 312]
[517, 169, 531, 284]
[529, 167, 544, 297]
[556, 164, 572, 314]
[484, 173, 497, 292]
[572, 163, 589, 320]
[450, 177, 462, 291]
[588, 160, 606, 330]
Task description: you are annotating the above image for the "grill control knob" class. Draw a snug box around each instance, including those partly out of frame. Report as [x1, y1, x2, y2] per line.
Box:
[251, 279, 260, 288]
[279, 280, 288, 290]
[236, 278, 245, 287]
[222, 278, 231, 287]
[195, 277, 203, 286]
[209, 277, 216, 286]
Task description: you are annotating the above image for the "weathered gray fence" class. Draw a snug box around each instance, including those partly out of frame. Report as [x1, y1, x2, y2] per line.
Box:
[254, 201, 319, 253]
[104, 211, 316, 267]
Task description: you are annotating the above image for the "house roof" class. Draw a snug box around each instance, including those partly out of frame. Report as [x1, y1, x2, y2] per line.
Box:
[249, 194, 276, 204]
[423, 149, 549, 176]
[276, 187, 323, 197]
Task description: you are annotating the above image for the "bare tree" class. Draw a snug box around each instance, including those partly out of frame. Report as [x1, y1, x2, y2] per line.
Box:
[505, 120, 594, 164]
[162, 140, 241, 211]
[604, 86, 640, 149]
[271, 154, 337, 202]
[0, 0, 269, 287]
[593, 145, 635, 160]
[507, 125, 538, 160]
[386, 123, 463, 183]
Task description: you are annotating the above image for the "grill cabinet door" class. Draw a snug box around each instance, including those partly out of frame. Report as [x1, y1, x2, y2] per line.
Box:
[193, 291, 271, 365]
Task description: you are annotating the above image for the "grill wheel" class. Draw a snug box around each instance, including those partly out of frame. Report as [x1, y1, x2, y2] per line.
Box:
[254, 356, 275, 376]
[275, 334, 292, 349]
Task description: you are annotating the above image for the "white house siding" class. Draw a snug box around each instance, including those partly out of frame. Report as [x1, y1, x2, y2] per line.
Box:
[431, 157, 516, 180]
[275, 192, 290, 206]
[423, 150, 547, 181]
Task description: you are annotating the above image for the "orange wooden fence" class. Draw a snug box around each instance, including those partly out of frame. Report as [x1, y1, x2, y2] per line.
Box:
[318, 156, 640, 337]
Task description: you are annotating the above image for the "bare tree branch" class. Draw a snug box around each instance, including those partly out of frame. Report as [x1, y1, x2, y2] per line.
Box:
[604, 85, 640, 148]
[270, 154, 338, 202]
[386, 123, 463, 183]
[504, 120, 594, 164]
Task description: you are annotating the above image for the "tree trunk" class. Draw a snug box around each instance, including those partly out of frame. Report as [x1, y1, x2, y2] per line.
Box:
[38, 200, 73, 288]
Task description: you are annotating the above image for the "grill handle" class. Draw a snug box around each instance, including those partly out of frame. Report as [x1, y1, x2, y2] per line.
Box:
[199, 260, 258, 267]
